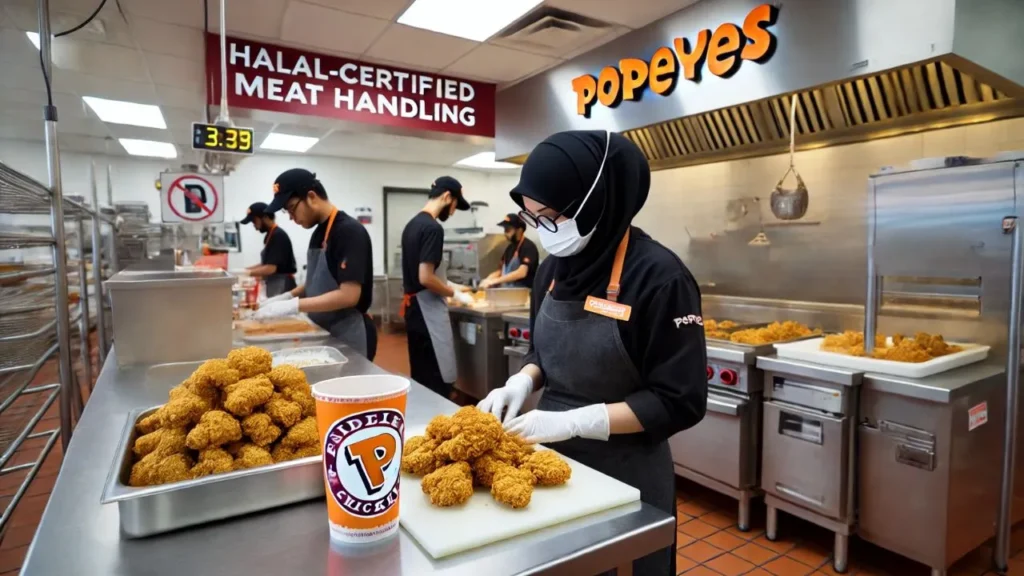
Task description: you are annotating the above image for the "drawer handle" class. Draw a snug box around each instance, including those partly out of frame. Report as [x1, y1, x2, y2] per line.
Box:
[896, 443, 935, 471]
[779, 412, 823, 444]
[775, 483, 824, 507]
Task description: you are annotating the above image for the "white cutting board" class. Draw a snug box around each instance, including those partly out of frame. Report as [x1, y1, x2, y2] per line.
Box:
[774, 336, 990, 378]
[398, 426, 640, 559]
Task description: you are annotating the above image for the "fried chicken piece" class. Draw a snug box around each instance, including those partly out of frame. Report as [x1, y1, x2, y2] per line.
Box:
[293, 444, 321, 459]
[223, 441, 244, 457]
[129, 451, 160, 487]
[222, 375, 274, 417]
[490, 465, 534, 509]
[264, 394, 303, 428]
[436, 406, 503, 462]
[190, 448, 235, 478]
[729, 321, 820, 345]
[421, 462, 474, 507]
[135, 410, 163, 435]
[159, 388, 209, 428]
[186, 410, 243, 450]
[234, 444, 274, 470]
[470, 453, 516, 488]
[282, 386, 317, 418]
[227, 346, 273, 379]
[241, 413, 282, 447]
[520, 451, 572, 486]
[401, 435, 443, 475]
[280, 416, 319, 448]
[171, 382, 217, 412]
[266, 365, 308, 391]
[133, 427, 188, 461]
[490, 433, 534, 465]
[425, 414, 453, 441]
[131, 452, 194, 486]
[188, 359, 241, 398]
[274, 442, 323, 462]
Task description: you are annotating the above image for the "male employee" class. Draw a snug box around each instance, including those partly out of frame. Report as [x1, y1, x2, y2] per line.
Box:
[256, 168, 377, 360]
[479, 213, 539, 289]
[240, 202, 297, 297]
[400, 176, 474, 397]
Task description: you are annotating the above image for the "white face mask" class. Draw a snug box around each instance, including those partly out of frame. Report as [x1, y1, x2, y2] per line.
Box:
[538, 130, 611, 258]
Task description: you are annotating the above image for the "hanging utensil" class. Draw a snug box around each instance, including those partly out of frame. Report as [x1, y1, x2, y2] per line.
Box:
[770, 96, 809, 220]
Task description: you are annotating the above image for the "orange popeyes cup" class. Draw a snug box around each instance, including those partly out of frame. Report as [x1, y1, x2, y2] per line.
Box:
[312, 374, 410, 544]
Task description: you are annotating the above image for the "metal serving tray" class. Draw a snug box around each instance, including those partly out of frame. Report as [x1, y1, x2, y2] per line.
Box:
[101, 406, 324, 538]
[239, 314, 330, 343]
[271, 345, 348, 384]
[705, 322, 823, 350]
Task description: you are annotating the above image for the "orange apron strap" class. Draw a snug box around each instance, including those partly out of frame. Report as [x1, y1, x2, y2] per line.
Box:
[264, 224, 276, 246]
[399, 293, 413, 319]
[606, 230, 629, 303]
[321, 208, 338, 250]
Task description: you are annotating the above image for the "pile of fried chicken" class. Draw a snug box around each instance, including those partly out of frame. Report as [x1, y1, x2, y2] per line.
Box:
[128, 346, 320, 487]
[728, 321, 821, 345]
[704, 319, 738, 340]
[401, 406, 571, 509]
[821, 331, 963, 363]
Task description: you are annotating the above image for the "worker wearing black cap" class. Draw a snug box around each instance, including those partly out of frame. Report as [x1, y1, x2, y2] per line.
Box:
[255, 168, 377, 360]
[399, 176, 473, 398]
[240, 202, 297, 297]
[479, 213, 540, 289]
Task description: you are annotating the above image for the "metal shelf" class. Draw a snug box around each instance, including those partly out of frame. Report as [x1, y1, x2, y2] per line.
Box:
[0, 232, 56, 249]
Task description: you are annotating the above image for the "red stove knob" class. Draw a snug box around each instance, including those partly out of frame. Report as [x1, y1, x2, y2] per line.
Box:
[522, 329, 530, 340]
[719, 369, 738, 385]
[509, 328, 521, 338]
[706, 366, 714, 381]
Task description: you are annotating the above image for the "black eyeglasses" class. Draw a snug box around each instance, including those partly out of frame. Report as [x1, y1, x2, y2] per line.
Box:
[518, 199, 579, 233]
[284, 197, 303, 216]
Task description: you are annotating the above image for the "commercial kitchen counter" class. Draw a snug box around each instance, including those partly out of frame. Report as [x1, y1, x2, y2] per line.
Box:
[862, 362, 1006, 403]
[22, 339, 673, 576]
[449, 305, 529, 401]
[448, 304, 529, 318]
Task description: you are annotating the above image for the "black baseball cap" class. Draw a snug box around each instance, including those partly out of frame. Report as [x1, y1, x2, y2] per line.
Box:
[267, 168, 324, 213]
[497, 213, 526, 229]
[240, 202, 269, 224]
[430, 176, 470, 211]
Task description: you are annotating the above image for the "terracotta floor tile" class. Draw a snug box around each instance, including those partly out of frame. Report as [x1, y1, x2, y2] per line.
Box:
[704, 510, 738, 529]
[0, 525, 36, 550]
[755, 534, 799, 555]
[680, 541, 727, 564]
[676, 532, 697, 549]
[762, 556, 815, 576]
[706, 553, 757, 576]
[680, 500, 715, 518]
[0, 546, 27, 574]
[747, 570, 773, 576]
[734, 542, 780, 566]
[727, 526, 765, 541]
[787, 544, 831, 569]
[683, 566, 721, 576]
[676, 554, 697, 574]
[706, 530, 748, 552]
[680, 519, 721, 539]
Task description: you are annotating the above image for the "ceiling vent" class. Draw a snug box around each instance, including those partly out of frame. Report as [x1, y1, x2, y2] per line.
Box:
[496, 7, 611, 53]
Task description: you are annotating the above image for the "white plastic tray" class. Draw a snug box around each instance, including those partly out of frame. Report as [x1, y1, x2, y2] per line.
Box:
[774, 336, 990, 378]
[239, 315, 329, 343]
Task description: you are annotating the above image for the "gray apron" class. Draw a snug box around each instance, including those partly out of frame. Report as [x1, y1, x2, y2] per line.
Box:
[413, 259, 458, 383]
[533, 236, 676, 576]
[305, 211, 368, 356]
[501, 237, 529, 288]
[261, 227, 295, 298]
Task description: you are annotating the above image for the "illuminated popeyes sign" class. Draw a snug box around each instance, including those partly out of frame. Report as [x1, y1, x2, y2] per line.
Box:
[571, 4, 779, 117]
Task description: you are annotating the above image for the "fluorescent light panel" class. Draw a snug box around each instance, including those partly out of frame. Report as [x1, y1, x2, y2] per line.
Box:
[455, 152, 519, 170]
[119, 138, 177, 158]
[83, 96, 167, 129]
[398, 0, 542, 42]
[260, 133, 319, 153]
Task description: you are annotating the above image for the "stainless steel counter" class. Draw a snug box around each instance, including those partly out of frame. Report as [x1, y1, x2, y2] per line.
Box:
[23, 340, 673, 576]
[501, 311, 530, 323]
[449, 305, 529, 319]
[862, 363, 1006, 404]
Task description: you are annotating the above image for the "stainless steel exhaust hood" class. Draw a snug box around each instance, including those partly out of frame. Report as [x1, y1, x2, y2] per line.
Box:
[494, 0, 1024, 170]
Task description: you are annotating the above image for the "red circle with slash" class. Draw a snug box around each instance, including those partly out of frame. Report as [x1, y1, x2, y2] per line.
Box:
[167, 175, 220, 221]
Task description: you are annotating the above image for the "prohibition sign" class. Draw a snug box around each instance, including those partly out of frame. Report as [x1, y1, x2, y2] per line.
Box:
[167, 174, 220, 222]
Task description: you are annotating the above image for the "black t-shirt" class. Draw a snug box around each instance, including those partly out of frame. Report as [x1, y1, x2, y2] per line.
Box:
[261, 226, 297, 275]
[401, 211, 444, 294]
[524, 227, 708, 443]
[308, 211, 373, 314]
[500, 236, 539, 287]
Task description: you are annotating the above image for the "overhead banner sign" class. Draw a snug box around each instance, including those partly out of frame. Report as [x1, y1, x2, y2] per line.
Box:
[206, 35, 496, 138]
[160, 172, 225, 224]
[571, 3, 779, 117]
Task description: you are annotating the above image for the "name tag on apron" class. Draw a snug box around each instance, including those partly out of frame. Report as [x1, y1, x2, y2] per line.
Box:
[584, 296, 632, 322]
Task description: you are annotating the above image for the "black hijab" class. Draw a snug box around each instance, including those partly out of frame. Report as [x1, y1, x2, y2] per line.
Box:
[511, 130, 650, 301]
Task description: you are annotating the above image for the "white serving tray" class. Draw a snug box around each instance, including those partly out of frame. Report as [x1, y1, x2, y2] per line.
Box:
[239, 314, 329, 343]
[774, 336, 990, 378]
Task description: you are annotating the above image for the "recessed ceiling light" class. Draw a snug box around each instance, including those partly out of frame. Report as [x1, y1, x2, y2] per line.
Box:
[26, 32, 41, 50]
[455, 152, 520, 170]
[260, 133, 319, 153]
[118, 139, 177, 158]
[83, 96, 167, 129]
[398, 0, 542, 42]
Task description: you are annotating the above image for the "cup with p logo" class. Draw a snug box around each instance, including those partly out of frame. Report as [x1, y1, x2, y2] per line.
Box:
[312, 374, 410, 544]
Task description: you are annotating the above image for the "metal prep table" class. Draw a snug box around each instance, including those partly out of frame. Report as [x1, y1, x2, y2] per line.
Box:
[449, 305, 529, 401]
[22, 339, 674, 576]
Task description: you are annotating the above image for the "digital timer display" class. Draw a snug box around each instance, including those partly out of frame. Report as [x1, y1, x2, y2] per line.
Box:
[192, 123, 254, 154]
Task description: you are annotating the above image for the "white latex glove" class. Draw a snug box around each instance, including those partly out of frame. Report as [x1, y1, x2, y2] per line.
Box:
[453, 290, 474, 306]
[478, 373, 534, 424]
[506, 404, 610, 444]
[254, 297, 299, 319]
[262, 292, 293, 305]
[478, 277, 497, 289]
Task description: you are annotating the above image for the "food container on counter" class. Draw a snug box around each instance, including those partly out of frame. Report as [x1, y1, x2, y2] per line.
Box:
[271, 346, 348, 384]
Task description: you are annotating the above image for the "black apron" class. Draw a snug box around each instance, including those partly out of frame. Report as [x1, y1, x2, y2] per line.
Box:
[261, 225, 296, 297]
[534, 231, 676, 576]
[305, 210, 370, 357]
[501, 236, 529, 288]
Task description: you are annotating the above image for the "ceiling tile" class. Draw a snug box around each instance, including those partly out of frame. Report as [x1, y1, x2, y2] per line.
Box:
[131, 18, 205, 61]
[444, 44, 557, 83]
[53, 41, 151, 83]
[281, 2, 390, 55]
[207, 0, 288, 38]
[54, 71, 157, 103]
[299, 0, 411, 21]
[145, 53, 206, 91]
[155, 85, 206, 111]
[122, 0, 206, 29]
[364, 24, 477, 71]
[543, 0, 698, 29]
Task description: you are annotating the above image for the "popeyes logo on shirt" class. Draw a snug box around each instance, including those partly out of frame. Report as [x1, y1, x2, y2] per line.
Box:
[571, 4, 779, 117]
[323, 408, 405, 518]
[674, 315, 703, 328]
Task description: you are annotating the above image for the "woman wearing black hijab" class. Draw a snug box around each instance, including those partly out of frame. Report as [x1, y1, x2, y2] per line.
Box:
[479, 130, 708, 576]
